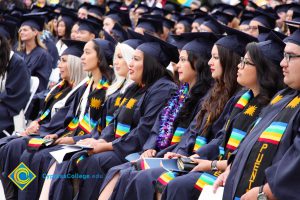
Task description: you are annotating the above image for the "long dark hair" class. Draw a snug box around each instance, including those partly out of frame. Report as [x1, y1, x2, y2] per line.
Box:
[0, 35, 10, 77]
[196, 44, 241, 133]
[92, 41, 114, 83]
[58, 19, 72, 39]
[176, 50, 213, 124]
[141, 53, 173, 88]
[246, 42, 285, 104]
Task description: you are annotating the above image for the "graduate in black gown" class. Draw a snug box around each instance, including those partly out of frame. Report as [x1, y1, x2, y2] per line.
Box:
[16, 39, 115, 200]
[101, 35, 143, 129]
[212, 24, 300, 200]
[47, 32, 178, 200]
[160, 29, 286, 200]
[22, 40, 88, 136]
[17, 14, 53, 92]
[76, 16, 102, 42]
[0, 26, 30, 136]
[0, 39, 87, 200]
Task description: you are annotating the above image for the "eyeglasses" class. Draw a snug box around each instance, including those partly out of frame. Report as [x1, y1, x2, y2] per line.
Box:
[283, 52, 300, 62]
[239, 57, 255, 69]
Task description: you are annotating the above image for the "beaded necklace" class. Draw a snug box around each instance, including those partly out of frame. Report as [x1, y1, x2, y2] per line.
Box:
[156, 83, 189, 149]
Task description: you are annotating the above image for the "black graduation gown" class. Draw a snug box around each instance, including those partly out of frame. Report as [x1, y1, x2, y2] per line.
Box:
[223, 89, 300, 200]
[0, 53, 30, 135]
[48, 77, 177, 200]
[120, 92, 240, 200]
[18, 78, 108, 200]
[17, 46, 52, 92]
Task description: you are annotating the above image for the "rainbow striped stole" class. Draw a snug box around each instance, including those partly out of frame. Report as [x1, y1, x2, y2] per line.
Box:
[38, 109, 50, 122]
[258, 122, 288, 144]
[170, 127, 186, 145]
[226, 128, 247, 151]
[105, 115, 113, 126]
[219, 146, 225, 156]
[140, 159, 150, 170]
[235, 94, 300, 198]
[67, 117, 79, 131]
[193, 136, 207, 152]
[157, 171, 177, 186]
[76, 154, 87, 165]
[235, 90, 253, 109]
[115, 122, 131, 138]
[27, 138, 45, 149]
[96, 78, 110, 90]
[194, 172, 217, 191]
[77, 113, 98, 134]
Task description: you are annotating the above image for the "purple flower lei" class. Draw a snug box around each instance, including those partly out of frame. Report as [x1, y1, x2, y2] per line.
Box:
[156, 83, 189, 150]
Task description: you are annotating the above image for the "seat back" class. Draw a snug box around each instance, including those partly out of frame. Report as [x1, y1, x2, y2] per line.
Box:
[12, 76, 39, 133]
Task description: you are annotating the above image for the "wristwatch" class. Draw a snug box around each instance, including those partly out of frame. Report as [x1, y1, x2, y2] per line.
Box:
[257, 185, 268, 200]
[211, 160, 218, 171]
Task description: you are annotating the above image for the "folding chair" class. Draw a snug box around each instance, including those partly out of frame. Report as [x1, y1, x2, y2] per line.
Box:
[3, 76, 40, 136]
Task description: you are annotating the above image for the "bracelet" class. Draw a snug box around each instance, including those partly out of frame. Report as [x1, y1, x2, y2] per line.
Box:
[211, 160, 218, 171]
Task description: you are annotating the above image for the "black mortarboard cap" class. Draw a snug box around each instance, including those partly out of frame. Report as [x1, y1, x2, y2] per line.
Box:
[292, 11, 300, 22]
[192, 12, 208, 25]
[93, 38, 116, 63]
[177, 15, 194, 27]
[61, 39, 86, 57]
[78, 16, 102, 36]
[88, 5, 106, 17]
[240, 10, 255, 25]
[182, 32, 219, 58]
[137, 17, 163, 34]
[79, 2, 90, 10]
[123, 28, 145, 49]
[164, 1, 182, 13]
[59, 8, 78, 28]
[3, 14, 21, 27]
[258, 25, 286, 42]
[288, 3, 300, 13]
[134, 3, 150, 13]
[106, 9, 131, 27]
[257, 31, 285, 65]
[202, 15, 224, 34]
[251, 9, 278, 29]
[216, 25, 257, 56]
[150, 7, 166, 16]
[26, 10, 53, 23]
[21, 14, 45, 31]
[0, 21, 17, 39]
[285, 20, 300, 34]
[212, 11, 234, 25]
[108, 1, 123, 10]
[222, 4, 242, 17]
[143, 14, 175, 29]
[137, 32, 179, 67]
[168, 33, 195, 49]
[10, 7, 28, 17]
[284, 20, 300, 45]
[111, 23, 128, 42]
[275, 4, 291, 13]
